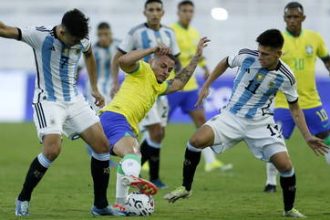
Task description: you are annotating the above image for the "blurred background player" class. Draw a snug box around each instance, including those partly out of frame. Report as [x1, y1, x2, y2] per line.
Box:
[100, 38, 209, 210]
[164, 29, 328, 218]
[264, 1, 330, 193]
[169, 0, 232, 172]
[111, 0, 181, 189]
[85, 22, 120, 109]
[0, 9, 121, 216]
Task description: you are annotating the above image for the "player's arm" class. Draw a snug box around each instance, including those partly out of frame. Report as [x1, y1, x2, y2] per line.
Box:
[164, 37, 210, 95]
[320, 55, 330, 76]
[118, 46, 170, 73]
[83, 47, 105, 107]
[288, 101, 328, 155]
[111, 50, 124, 97]
[0, 21, 20, 39]
[194, 56, 229, 106]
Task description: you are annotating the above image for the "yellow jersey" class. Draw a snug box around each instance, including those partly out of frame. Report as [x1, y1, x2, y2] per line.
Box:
[100, 61, 168, 134]
[170, 22, 206, 91]
[275, 29, 329, 109]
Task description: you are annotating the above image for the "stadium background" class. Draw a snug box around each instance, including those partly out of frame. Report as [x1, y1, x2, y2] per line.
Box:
[0, 0, 330, 122]
[1, 1, 330, 220]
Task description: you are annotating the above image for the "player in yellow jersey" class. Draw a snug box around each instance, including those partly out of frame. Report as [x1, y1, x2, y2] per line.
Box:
[264, 2, 330, 193]
[99, 37, 209, 211]
[169, 0, 232, 172]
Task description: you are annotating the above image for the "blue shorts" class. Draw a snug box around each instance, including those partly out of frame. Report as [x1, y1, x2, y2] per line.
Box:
[274, 106, 330, 139]
[167, 89, 203, 118]
[100, 111, 135, 153]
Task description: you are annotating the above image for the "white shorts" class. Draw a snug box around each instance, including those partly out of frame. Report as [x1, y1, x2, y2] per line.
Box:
[140, 96, 169, 128]
[32, 96, 100, 141]
[205, 110, 287, 161]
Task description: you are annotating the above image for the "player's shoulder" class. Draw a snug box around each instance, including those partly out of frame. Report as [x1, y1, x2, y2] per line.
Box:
[278, 60, 296, 86]
[160, 24, 175, 33]
[238, 48, 259, 57]
[128, 23, 146, 35]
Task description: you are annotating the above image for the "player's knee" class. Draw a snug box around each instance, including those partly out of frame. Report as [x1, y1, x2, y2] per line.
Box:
[93, 137, 110, 154]
[43, 143, 61, 161]
[277, 162, 293, 174]
[149, 127, 164, 143]
[189, 135, 205, 149]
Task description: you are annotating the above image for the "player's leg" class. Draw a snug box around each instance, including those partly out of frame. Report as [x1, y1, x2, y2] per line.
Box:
[65, 98, 123, 216]
[246, 117, 304, 217]
[264, 108, 295, 192]
[140, 98, 167, 188]
[113, 137, 158, 204]
[303, 106, 330, 163]
[16, 102, 64, 216]
[164, 112, 240, 203]
[270, 152, 305, 218]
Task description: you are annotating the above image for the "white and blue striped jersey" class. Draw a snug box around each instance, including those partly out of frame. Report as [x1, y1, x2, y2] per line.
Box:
[224, 48, 298, 119]
[85, 39, 120, 103]
[19, 26, 90, 103]
[118, 23, 180, 61]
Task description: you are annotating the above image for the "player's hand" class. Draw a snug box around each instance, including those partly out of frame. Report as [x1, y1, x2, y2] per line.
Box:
[195, 37, 210, 57]
[195, 85, 209, 107]
[305, 136, 329, 156]
[92, 89, 105, 108]
[110, 82, 120, 98]
[154, 44, 171, 56]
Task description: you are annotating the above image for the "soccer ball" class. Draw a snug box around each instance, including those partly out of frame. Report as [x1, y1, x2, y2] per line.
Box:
[126, 192, 155, 216]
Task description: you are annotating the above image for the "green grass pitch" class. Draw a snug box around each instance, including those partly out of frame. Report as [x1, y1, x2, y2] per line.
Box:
[0, 123, 329, 220]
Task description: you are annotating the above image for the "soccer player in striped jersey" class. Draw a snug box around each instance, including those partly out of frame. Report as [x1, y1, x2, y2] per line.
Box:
[100, 37, 209, 211]
[111, 0, 181, 189]
[85, 22, 120, 109]
[164, 29, 328, 218]
[169, 0, 232, 172]
[0, 9, 122, 217]
[264, 2, 330, 193]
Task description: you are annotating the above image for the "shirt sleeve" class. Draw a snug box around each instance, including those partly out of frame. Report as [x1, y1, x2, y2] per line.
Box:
[280, 78, 299, 103]
[80, 38, 91, 53]
[118, 32, 135, 54]
[20, 26, 43, 49]
[316, 33, 329, 58]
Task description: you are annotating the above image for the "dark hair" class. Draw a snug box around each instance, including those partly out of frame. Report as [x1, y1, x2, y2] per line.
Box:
[178, 0, 194, 9]
[144, 0, 163, 9]
[256, 29, 284, 49]
[97, 22, 110, 30]
[284, 2, 304, 13]
[61, 9, 89, 39]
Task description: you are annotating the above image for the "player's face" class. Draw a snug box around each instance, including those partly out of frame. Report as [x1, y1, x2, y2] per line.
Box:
[178, 4, 194, 25]
[151, 56, 175, 83]
[97, 28, 112, 47]
[144, 2, 164, 26]
[284, 8, 305, 34]
[258, 45, 282, 69]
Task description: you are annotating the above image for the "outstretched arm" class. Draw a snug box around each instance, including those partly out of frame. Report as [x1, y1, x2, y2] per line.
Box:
[164, 37, 210, 94]
[118, 46, 170, 73]
[195, 56, 229, 107]
[110, 50, 124, 97]
[0, 21, 20, 39]
[289, 101, 328, 156]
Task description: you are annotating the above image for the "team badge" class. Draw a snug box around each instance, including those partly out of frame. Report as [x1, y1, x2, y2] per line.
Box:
[305, 45, 313, 56]
[256, 73, 264, 81]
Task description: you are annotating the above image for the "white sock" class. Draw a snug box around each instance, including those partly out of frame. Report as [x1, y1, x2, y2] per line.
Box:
[202, 147, 216, 164]
[266, 162, 278, 185]
[115, 154, 141, 204]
